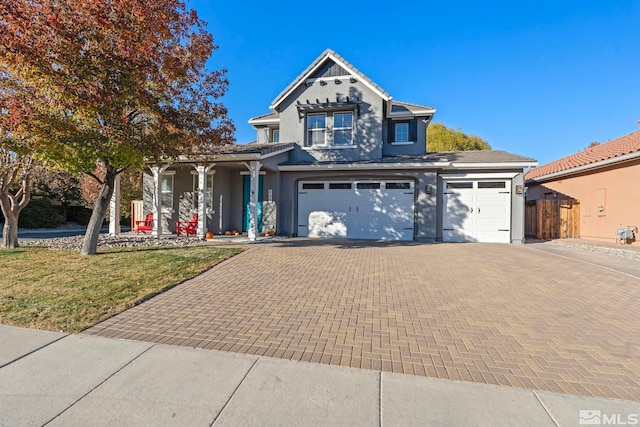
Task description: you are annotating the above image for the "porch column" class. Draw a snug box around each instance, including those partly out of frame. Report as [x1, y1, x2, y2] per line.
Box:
[109, 173, 121, 235]
[196, 164, 207, 239]
[247, 160, 262, 241]
[151, 166, 163, 238]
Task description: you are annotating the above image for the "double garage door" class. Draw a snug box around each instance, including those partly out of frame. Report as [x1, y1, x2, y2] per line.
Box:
[297, 180, 415, 240]
[443, 180, 511, 243]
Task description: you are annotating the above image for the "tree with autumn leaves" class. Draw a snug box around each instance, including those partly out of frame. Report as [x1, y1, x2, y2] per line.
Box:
[0, 0, 234, 254]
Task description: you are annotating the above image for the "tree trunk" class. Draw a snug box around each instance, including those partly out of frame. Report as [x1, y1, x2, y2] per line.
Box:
[1, 212, 19, 249]
[1, 193, 23, 249]
[81, 166, 117, 256]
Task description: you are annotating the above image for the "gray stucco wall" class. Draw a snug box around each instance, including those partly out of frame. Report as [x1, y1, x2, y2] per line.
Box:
[276, 78, 385, 162]
[382, 119, 429, 157]
[511, 173, 526, 244]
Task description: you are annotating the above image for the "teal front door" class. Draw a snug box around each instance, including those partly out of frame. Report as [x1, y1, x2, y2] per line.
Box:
[243, 175, 263, 232]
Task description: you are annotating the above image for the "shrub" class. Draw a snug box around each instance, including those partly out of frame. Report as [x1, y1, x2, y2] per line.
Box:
[75, 208, 93, 226]
[18, 198, 65, 229]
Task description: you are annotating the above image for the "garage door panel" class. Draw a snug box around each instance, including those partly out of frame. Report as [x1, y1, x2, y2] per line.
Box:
[476, 229, 510, 243]
[443, 180, 511, 243]
[443, 192, 474, 238]
[298, 181, 414, 241]
[444, 228, 475, 242]
[307, 211, 347, 238]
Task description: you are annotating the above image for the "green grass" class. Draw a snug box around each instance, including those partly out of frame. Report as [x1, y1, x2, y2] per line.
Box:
[0, 246, 243, 332]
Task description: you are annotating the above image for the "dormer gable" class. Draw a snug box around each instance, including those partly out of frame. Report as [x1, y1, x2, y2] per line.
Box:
[269, 49, 391, 111]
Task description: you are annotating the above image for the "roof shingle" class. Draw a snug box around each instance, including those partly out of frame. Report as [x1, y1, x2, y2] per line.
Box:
[526, 131, 640, 180]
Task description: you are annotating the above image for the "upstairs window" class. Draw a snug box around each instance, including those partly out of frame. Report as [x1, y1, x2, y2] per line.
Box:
[307, 114, 326, 146]
[395, 123, 409, 142]
[306, 111, 355, 147]
[271, 129, 280, 143]
[333, 112, 353, 146]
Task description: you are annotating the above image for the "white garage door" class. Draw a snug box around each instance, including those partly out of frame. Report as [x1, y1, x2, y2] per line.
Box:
[443, 180, 511, 243]
[297, 180, 415, 240]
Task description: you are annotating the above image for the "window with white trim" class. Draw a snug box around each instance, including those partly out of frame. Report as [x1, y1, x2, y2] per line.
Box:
[306, 111, 356, 147]
[192, 173, 214, 211]
[307, 114, 326, 146]
[333, 112, 353, 146]
[395, 123, 409, 142]
[271, 129, 279, 143]
[160, 175, 173, 212]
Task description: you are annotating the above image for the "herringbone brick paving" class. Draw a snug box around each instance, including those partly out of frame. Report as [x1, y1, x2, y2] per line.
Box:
[84, 241, 640, 401]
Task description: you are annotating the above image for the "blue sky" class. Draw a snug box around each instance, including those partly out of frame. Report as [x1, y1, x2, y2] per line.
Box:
[191, 0, 640, 165]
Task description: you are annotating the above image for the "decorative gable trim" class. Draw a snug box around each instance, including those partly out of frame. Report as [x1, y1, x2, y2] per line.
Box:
[269, 49, 391, 111]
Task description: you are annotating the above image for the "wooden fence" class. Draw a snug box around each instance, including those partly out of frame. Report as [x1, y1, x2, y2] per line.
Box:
[525, 199, 580, 240]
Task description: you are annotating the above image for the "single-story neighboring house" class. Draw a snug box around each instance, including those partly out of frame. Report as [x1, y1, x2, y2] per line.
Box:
[525, 126, 640, 244]
[126, 49, 536, 243]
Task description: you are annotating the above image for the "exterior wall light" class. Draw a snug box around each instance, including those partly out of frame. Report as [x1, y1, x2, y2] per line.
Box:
[515, 185, 524, 195]
[425, 184, 433, 195]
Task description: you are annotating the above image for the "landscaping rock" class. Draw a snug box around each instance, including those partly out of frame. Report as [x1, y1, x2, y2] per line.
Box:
[22, 234, 205, 251]
[545, 240, 640, 261]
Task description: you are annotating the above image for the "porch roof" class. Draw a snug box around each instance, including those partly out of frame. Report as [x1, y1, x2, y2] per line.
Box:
[172, 143, 296, 163]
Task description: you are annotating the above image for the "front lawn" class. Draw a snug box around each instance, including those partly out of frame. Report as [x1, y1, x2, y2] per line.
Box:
[0, 246, 243, 332]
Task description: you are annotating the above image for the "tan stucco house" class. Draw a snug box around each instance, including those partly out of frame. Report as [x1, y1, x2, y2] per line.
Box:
[526, 127, 640, 245]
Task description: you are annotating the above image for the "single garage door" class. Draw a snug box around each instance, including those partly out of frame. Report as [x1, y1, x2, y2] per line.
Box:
[297, 180, 415, 240]
[443, 180, 511, 243]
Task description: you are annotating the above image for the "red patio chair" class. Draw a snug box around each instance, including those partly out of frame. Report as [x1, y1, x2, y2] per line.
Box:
[135, 213, 154, 234]
[176, 213, 198, 237]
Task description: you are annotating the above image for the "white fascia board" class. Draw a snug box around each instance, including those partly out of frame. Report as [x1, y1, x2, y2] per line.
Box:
[388, 108, 436, 119]
[447, 162, 538, 169]
[248, 117, 280, 125]
[440, 172, 520, 179]
[328, 54, 390, 101]
[260, 145, 295, 159]
[279, 162, 451, 172]
[270, 53, 390, 110]
[527, 151, 640, 183]
[176, 153, 262, 162]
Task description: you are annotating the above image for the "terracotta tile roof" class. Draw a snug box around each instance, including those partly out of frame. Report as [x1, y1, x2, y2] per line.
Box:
[526, 130, 640, 181]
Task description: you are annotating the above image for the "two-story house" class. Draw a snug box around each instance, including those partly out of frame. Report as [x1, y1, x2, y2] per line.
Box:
[139, 49, 537, 243]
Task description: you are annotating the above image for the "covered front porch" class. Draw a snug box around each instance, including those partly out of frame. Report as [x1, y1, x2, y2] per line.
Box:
[109, 144, 294, 241]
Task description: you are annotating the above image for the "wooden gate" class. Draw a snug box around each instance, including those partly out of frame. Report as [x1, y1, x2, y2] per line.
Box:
[525, 199, 580, 240]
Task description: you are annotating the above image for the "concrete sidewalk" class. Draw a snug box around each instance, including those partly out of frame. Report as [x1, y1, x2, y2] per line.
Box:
[1, 325, 638, 427]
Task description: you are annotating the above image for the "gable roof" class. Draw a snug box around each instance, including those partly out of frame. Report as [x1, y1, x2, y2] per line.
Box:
[389, 101, 436, 118]
[269, 49, 391, 111]
[175, 143, 296, 163]
[247, 112, 279, 125]
[526, 130, 640, 182]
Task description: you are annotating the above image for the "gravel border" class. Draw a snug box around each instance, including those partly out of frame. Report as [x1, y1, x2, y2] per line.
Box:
[21, 234, 206, 250]
[543, 240, 640, 261]
[20, 233, 288, 250]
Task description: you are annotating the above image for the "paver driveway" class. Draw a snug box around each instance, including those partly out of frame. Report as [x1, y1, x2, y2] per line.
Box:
[85, 240, 640, 401]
